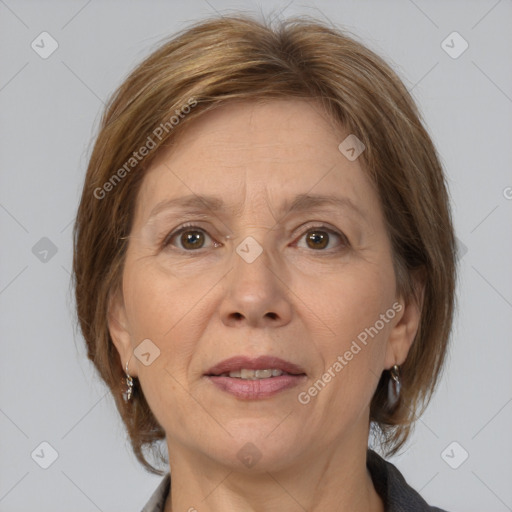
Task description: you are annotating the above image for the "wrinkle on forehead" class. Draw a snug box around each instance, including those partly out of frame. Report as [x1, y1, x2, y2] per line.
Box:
[132, 98, 375, 233]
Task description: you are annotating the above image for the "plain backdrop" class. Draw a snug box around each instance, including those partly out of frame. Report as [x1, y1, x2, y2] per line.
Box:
[1, 0, 511, 511]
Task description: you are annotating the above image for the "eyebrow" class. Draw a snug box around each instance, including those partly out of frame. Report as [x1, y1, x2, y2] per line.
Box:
[147, 193, 367, 222]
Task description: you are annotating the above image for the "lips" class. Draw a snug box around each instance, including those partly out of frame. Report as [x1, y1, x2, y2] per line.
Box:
[205, 355, 306, 377]
[204, 355, 307, 400]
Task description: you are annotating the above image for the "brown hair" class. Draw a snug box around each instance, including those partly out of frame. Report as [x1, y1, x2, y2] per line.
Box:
[72, 14, 456, 474]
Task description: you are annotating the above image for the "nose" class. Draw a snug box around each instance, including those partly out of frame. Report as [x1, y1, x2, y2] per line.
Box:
[219, 240, 293, 329]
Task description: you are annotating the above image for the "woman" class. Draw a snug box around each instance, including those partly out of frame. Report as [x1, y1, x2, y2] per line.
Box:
[73, 14, 456, 512]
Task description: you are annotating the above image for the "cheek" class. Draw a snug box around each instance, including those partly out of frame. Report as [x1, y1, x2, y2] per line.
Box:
[121, 259, 211, 431]
[296, 260, 395, 402]
[121, 258, 201, 381]
[123, 254, 215, 339]
[297, 257, 395, 342]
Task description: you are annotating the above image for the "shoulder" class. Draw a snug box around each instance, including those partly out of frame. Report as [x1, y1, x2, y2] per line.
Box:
[140, 473, 171, 512]
[367, 449, 450, 512]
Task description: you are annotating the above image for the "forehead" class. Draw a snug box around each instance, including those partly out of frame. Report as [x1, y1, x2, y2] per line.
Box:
[134, 99, 377, 223]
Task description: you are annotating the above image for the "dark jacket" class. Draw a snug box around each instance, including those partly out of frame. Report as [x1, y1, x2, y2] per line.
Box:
[141, 449, 449, 511]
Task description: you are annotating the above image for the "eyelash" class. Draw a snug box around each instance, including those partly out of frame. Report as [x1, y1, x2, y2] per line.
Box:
[160, 222, 350, 254]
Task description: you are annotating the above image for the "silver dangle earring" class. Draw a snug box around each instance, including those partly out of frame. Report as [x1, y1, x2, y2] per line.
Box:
[387, 364, 401, 409]
[123, 361, 134, 403]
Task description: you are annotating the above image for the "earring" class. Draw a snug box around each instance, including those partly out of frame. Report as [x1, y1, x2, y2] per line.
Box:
[387, 364, 401, 409]
[122, 361, 134, 403]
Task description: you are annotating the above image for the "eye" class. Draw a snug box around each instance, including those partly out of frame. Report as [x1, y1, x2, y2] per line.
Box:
[294, 225, 349, 252]
[162, 223, 218, 251]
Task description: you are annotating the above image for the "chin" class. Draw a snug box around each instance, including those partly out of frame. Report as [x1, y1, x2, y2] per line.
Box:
[207, 422, 305, 472]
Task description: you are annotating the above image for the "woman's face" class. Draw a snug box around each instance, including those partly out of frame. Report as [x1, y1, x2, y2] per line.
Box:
[109, 99, 419, 472]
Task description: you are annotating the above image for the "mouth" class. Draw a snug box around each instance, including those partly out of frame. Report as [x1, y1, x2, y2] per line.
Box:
[204, 355, 307, 400]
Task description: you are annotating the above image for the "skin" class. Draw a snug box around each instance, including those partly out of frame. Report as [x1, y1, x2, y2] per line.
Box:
[108, 99, 423, 512]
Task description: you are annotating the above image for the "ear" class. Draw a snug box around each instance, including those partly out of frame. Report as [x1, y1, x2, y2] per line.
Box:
[107, 286, 137, 377]
[384, 272, 425, 369]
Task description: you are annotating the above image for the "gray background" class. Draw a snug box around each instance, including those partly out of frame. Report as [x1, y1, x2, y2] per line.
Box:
[1, 0, 511, 511]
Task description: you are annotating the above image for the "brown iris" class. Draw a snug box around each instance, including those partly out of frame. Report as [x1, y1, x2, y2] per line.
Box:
[305, 230, 329, 250]
[180, 230, 205, 250]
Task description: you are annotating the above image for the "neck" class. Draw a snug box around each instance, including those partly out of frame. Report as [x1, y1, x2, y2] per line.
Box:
[163, 436, 384, 512]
